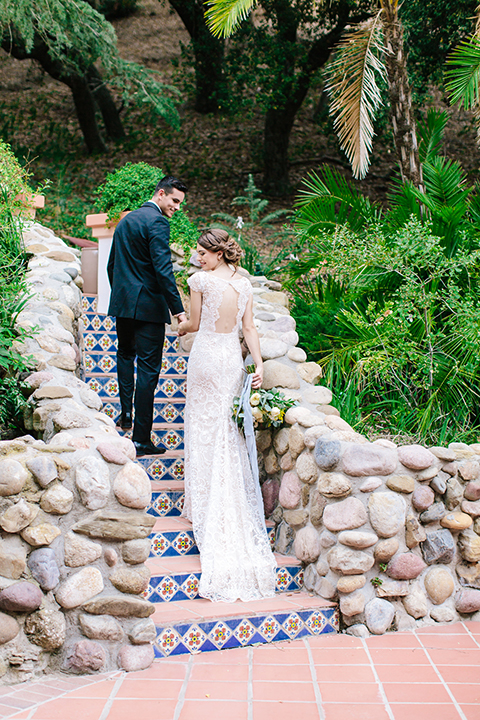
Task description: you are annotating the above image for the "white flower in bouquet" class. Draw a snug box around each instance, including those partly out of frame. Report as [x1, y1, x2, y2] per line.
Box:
[250, 392, 261, 406]
[269, 407, 281, 421]
[252, 407, 263, 422]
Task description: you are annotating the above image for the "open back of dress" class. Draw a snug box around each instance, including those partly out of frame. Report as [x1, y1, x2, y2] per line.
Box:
[182, 271, 276, 603]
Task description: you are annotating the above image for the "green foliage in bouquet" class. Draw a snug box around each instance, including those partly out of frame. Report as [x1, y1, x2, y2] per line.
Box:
[232, 366, 297, 430]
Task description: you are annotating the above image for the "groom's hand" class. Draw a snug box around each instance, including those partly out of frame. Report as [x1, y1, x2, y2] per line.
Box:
[176, 313, 187, 324]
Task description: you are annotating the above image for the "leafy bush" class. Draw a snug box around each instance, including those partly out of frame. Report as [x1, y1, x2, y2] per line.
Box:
[0, 142, 36, 437]
[283, 115, 480, 444]
[95, 162, 199, 253]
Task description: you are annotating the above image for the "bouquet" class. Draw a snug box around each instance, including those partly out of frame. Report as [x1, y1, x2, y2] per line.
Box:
[232, 365, 298, 431]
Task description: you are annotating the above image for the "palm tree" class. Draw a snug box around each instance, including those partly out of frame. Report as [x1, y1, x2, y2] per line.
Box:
[324, 0, 422, 187]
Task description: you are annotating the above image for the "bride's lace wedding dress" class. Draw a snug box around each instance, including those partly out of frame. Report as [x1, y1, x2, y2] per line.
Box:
[182, 270, 277, 603]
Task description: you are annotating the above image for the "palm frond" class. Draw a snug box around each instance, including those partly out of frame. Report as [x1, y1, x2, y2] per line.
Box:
[418, 109, 448, 163]
[445, 37, 480, 109]
[296, 166, 382, 235]
[204, 0, 256, 38]
[324, 12, 386, 180]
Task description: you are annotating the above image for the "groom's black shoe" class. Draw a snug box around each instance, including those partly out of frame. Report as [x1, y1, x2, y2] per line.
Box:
[134, 440, 166, 456]
[116, 412, 132, 430]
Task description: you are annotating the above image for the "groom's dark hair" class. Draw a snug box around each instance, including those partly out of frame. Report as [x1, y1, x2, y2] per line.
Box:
[155, 176, 187, 195]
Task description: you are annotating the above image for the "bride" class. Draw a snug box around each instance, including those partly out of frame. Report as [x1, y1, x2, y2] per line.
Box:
[177, 229, 276, 603]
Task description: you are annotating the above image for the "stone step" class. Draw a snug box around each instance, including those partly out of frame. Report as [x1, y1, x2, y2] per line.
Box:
[86, 375, 187, 401]
[84, 352, 188, 377]
[149, 517, 276, 558]
[151, 592, 338, 658]
[145, 554, 304, 603]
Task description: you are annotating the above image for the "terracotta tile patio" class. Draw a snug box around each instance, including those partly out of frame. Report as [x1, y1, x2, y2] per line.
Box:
[2, 621, 480, 720]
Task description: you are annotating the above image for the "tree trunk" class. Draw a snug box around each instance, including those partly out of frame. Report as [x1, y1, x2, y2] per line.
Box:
[87, 66, 126, 140]
[166, 0, 225, 114]
[1, 33, 107, 154]
[260, 0, 352, 196]
[66, 75, 107, 154]
[382, 0, 423, 190]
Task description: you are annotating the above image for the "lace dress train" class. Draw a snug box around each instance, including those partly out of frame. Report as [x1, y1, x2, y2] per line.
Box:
[182, 271, 276, 603]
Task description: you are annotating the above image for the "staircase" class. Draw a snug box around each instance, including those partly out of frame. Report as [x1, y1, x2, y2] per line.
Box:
[81, 294, 339, 658]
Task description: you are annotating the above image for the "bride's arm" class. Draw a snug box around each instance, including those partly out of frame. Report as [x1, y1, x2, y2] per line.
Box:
[242, 295, 263, 389]
[177, 290, 202, 336]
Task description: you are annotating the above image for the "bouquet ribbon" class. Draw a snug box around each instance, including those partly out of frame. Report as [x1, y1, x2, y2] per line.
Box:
[239, 373, 267, 529]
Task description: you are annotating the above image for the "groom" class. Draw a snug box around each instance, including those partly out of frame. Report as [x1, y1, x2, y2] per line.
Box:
[107, 176, 187, 456]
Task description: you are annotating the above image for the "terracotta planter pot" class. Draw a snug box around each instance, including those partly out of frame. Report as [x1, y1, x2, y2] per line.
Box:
[14, 193, 45, 220]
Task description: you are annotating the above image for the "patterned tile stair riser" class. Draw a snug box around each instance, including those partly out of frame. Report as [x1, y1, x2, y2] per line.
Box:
[81, 294, 339, 657]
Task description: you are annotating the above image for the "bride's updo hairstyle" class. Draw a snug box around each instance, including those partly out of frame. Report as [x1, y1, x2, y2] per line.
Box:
[198, 229, 243, 266]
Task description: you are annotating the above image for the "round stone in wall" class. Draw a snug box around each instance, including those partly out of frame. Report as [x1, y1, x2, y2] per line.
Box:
[397, 444, 436, 470]
[424, 567, 455, 605]
[338, 530, 378, 549]
[25, 606, 66, 650]
[75, 456, 110, 510]
[40, 483, 74, 515]
[323, 497, 368, 532]
[387, 553, 426, 580]
[55, 567, 104, 609]
[0, 611, 20, 644]
[365, 598, 395, 634]
[342, 444, 397, 477]
[65, 639, 106, 673]
[26, 456, 58, 488]
[0, 581, 43, 613]
[368, 492, 406, 538]
[314, 439, 341, 471]
[114, 462, 152, 509]
[294, 525, 321, 563]
[28, 548, 60, 591]
[0, 459, 28, 496]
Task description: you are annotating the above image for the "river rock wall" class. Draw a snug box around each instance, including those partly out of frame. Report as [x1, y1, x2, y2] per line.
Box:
[0, 222, 155, 685]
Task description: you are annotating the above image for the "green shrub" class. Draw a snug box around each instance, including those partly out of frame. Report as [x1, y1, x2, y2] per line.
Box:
[0, 142, 36, 438]
[95, 162, 199, 254]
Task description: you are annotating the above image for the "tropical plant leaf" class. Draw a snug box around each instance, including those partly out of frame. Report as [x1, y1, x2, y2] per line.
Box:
[324, 12, 386, 179]
[204, 0, 256, 37]
[445, 37, 480, 109]
[296, 166, 381, 234]
[418, 108, 448, 163]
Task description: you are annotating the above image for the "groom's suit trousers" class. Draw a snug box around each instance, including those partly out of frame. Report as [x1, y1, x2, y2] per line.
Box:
[116, 317, 165, 444]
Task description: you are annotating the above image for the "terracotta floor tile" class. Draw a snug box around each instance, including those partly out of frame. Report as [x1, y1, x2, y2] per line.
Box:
[10, 691, 57, 704]
[66, 681, 118, 699]
[252, 681, 316, 702]
[8, 712, 32, 720]
[307, 635, 362, 649]
[382, 682, 451, 704]
[374, 664, 440, 684]
[436, 666, 480, 683]
[315, 665, 376, 683]
[389, 704, 463, 720]
[311, 648, 369, 665]
[416, 623, 466, 635]
[179, 700, 248, 720]
[252, 702, 321, 720]
[252, 664, 311, 682]
[192, 647, 249, 663]
[419, 634, 479, 649]
[368, 648, 429, 665]
[106, 699, 177, 720]
[463, 620, 480, 634]
[323, 703, 390, 720]
[447, 684, 480, 704]
[190, 663, 249, 682]
[318, 682, 382, 704]
[460, 704, 480, 720]
[253, 647, 309, 665]
[427, 648, 480, 666]
[184, 680, 247, 701]
[0, 698, 32, 709]
[366, 633, 422, 649]
[125, 663, 187, 680]
[30, 698, 107, 720]
[115, 679, 183, 699]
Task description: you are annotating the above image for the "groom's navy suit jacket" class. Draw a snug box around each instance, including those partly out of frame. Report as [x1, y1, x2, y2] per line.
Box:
[107, 202, 184, 323]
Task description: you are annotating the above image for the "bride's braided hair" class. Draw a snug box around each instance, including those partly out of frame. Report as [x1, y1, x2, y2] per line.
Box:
[198, 229, 243, 265]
